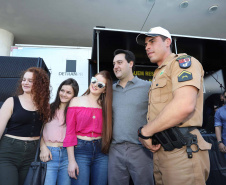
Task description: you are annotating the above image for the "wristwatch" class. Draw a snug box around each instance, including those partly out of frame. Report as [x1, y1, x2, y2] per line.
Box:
[218, 141, 223, 144]
[138, 126, 152, 140]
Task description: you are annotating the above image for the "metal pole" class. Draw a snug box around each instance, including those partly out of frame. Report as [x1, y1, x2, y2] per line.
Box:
[174, 37, 178, 54]
[96, 30, 100, 73]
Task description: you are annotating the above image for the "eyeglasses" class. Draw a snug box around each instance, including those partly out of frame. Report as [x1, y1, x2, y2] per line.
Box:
[91, 77, 106, 89]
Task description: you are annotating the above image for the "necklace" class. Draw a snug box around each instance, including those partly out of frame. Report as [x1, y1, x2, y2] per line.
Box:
[87, 95, 99, 119]
[92, 108, 98, 119]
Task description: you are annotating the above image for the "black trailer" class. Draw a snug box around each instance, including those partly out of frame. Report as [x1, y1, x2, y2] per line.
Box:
[90, 27, 226, 185]
[91, 27, 226, 93]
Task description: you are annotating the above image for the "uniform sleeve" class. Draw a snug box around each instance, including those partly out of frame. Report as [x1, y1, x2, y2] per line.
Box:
[63, 107, 78, 147]
[214, 109, 222, 127]
[171, 56, 203, 92]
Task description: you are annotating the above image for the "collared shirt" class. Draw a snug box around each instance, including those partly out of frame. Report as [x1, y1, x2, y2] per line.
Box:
[112, 76, 151, 144]
[147, 53, 204, 127]
[214, 105, 226, 144]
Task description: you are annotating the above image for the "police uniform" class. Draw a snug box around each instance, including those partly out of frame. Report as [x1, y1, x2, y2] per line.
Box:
[147, 53, 212, 185]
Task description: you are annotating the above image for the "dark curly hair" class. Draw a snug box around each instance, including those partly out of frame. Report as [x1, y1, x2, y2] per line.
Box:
[16, 67, 51, 123]
[50, 78, 79, 123]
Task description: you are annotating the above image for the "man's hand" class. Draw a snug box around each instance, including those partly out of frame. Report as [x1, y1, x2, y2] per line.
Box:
[218, 143, 226, 153]
[139, 125, 161, 152]
[139, 137, 161, 153]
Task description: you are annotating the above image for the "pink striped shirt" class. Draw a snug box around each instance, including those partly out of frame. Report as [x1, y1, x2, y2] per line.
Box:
[63, 107, 103, 147]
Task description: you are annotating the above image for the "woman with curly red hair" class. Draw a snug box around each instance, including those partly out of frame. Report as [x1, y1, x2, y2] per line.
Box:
[0, 67, 50, 185]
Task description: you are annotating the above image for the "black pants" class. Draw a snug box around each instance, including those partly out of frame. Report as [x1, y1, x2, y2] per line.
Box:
[0, 136, 38, 185]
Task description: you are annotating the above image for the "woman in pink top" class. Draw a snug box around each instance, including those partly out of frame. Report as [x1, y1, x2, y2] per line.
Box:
[40, 78, 79, 185]
[64, 70, 113, 185]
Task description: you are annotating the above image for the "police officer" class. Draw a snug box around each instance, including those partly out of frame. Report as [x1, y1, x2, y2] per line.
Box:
[136, 27, 212, 185]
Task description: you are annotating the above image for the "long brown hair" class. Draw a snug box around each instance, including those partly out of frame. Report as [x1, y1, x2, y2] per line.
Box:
[50, 78, 79, 123]
[83, 70, 113, 153]
[17, 67, 50, 123]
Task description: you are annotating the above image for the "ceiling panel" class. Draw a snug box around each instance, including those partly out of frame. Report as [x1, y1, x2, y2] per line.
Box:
[0, 0, 225, 46]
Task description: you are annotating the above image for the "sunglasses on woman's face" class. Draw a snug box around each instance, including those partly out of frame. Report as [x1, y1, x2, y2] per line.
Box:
[91, 77, 106, 89]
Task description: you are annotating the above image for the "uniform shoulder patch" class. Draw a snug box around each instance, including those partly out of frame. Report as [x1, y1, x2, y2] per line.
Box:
[176, 55, 191, 69]
[178, 70, 193, 82]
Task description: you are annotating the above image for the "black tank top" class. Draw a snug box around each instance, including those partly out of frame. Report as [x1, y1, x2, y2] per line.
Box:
[6, 97, 43, 137]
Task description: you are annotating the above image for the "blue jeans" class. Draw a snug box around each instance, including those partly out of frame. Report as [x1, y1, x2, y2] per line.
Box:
[71, 138, 108, 185]
[44, 146, 70, 185]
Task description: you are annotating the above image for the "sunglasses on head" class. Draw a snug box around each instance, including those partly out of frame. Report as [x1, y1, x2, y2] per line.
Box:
[91, 77, 106, 89]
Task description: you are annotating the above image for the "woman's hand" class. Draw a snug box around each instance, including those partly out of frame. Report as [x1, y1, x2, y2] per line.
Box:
[40, 145, 52, 162]
[68, 160, 79, 179]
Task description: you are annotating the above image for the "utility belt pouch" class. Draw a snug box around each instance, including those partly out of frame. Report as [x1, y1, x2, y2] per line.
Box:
[164, 127, 187, 148]
[153, 126, 198, 157]
[154, 127, 186, 151]
[153, 131, 174, 151]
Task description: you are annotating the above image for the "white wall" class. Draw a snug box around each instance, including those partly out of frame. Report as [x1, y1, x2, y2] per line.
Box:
[11, 46, 91, 102]
[0, 29, 14, 56]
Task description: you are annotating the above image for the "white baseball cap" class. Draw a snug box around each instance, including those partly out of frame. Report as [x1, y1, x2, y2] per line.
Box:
[136, 26, 172, 46]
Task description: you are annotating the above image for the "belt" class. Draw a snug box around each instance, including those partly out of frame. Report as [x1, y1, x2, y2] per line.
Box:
[153, 126, 199, 158]
[178, 126, 196, 135]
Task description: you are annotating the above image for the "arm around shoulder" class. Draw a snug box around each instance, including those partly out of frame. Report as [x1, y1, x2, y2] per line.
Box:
[0, 97, 14, 139]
